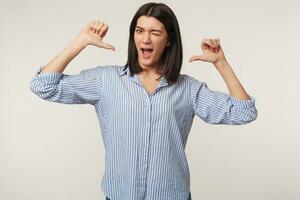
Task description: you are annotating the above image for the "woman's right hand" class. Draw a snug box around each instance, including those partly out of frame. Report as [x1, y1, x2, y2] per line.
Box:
[76, 20, 115, 51]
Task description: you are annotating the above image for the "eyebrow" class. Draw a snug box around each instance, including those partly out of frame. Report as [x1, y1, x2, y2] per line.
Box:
[135, 26, 162, 33]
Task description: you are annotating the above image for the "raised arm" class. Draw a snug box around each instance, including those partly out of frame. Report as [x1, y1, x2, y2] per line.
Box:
[40, 20, 115, 73]
[189, 38, 257, 125]
[30, 20, 114, 105]
[189, 38, 249, 100]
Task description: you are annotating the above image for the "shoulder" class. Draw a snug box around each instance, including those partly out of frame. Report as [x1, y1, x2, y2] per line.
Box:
[178, 73, 206, 87]
[91, 65, 126, 75]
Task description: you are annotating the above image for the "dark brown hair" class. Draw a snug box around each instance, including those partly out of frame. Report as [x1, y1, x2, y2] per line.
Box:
[124, 2, 183, 85]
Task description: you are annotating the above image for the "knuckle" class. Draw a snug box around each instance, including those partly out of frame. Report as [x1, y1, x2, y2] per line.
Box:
[89, 21, 95, 27]
[93, 21, 99, 26]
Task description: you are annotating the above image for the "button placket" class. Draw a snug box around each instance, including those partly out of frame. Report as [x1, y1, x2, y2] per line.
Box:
[140, 95, 152, 190]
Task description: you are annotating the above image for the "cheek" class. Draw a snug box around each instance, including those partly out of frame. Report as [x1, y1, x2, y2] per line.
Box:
[156, 46, 166, 55]
[156, 37, 168, 50]
[134, 38, 138, 47]
[155, 40, 167, 55]
[134, 35, 140, 46]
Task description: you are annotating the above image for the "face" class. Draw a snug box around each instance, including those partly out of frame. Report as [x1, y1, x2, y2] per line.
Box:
[134, 15, 169, 71]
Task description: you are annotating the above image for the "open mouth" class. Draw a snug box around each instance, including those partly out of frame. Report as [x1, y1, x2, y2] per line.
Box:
[140, 48, 153, 58]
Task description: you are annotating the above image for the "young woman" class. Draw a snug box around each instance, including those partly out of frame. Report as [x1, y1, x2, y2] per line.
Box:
[30, 2, 257, 200]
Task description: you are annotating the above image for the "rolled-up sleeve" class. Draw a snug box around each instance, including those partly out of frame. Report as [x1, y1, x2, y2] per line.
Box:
[30, 65, 104, 105]
[191, 78, 257, 125]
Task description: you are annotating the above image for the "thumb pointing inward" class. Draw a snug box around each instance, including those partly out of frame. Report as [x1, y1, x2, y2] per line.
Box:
[101, 42, 115, 51]
[189, 55, 205, 62]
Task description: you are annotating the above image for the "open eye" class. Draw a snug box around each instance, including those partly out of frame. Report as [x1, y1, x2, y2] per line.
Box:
[135, 29, 143, 33]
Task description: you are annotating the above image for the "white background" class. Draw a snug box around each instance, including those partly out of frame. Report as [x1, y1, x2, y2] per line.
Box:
[1, 0, 299, 199]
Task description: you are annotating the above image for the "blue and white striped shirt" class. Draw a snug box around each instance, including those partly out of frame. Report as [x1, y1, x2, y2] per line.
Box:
[30, 65, 257, 200]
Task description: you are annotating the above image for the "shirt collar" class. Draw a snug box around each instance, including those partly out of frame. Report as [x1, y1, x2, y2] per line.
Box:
[119, 66, 169, 87]
[119, 66, 128, 76]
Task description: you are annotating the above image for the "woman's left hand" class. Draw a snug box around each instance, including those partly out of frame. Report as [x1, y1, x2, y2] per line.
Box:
[189, 38, 226, 64]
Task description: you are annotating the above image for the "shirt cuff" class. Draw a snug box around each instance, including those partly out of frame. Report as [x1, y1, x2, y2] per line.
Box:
[35, 65, 63, 84]
[230, 95, 256, 109]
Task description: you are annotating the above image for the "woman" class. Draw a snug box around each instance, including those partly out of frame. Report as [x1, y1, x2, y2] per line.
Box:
[30, 2, 257, 200]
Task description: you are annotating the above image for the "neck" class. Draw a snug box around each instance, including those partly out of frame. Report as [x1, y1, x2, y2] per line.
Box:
[139, 63, 164, 77]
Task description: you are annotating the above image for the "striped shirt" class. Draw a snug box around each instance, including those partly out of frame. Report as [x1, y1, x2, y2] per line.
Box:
[30, 65, 257, 200]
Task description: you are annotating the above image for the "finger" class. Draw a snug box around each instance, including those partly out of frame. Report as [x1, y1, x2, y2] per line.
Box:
[216, 38, 220, 46]
[101, 42, 115, 51]
[201, 43, 209, 51]
[201, 39, 210, 50]
[92, 21, 101, 33]
[201, 39, 216, 51]
[205, 38, 218, 53]
[213, 38, 219, 52]
[189, 55, 205, 62]
[215, 38, 222, 52]
[210, 39, 219, 53]
[89, 20, 96, 31]
[95, 22, 104, 34]
[214, 38, 221, 50]
[91, 23, 97, 32]
[202, 38, 216, 49]
[209, 38, 217, 47]
[89, 20, 95, 27]
[216, 38, 222, 50]
[211, 39, 219, 53]
[211, 38, 218, 47]
[94, 20, 102, 27]
[99, 24, 108, 38]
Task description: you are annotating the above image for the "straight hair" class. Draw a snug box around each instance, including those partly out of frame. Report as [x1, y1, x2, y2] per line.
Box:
[125, 2, 183, 85]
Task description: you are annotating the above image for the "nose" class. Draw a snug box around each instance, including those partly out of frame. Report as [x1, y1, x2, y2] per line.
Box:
[142, 32, 151, 43]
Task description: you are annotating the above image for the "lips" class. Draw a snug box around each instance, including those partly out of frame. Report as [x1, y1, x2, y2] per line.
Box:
[140, 47, 153, 59]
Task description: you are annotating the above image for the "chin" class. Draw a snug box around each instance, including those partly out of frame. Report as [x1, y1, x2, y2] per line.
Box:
[138, 58, 155, 67]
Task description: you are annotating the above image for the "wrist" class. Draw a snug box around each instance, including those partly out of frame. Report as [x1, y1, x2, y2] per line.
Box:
[214, 58, 228, 68]
[72, 37, 88, 50]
